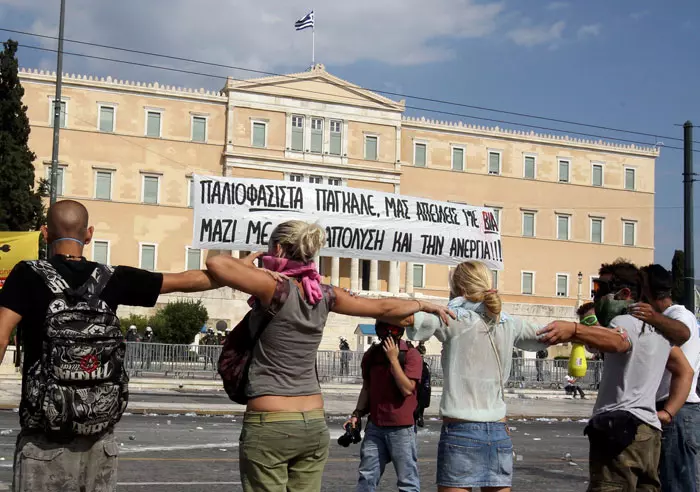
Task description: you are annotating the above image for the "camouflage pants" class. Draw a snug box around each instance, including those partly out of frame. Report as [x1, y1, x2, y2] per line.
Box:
[13, 431, 118, 492]
[588, 423, 661, 492]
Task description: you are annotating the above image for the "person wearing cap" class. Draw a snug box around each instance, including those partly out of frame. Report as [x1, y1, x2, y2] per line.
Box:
[339, 336, 351, 377]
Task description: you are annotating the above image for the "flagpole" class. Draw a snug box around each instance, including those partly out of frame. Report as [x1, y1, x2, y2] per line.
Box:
[312, 17, 315, 66]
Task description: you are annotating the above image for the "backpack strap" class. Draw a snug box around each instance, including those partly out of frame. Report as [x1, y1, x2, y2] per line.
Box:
[65, 264, 114, 302]
[25, 260, 70, 295]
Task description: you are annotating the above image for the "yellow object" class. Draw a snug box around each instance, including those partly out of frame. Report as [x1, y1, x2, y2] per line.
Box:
[568, 343, 588, 378]
[0, 232, 40, 288]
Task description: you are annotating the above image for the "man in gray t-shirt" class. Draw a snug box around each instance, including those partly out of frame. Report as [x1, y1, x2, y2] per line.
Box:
[539, 259, 693, 492]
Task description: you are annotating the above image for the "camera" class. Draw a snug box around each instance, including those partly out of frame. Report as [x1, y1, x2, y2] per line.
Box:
[337, 420, 362, 447]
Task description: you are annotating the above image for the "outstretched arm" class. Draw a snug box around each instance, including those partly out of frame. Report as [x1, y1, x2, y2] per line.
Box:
[161, 270, 219, 294]
[206, 253, 278, 306]
[537, 321, 631, 353]
[332, 288, 454, 324]
[0, 308, 21, 366]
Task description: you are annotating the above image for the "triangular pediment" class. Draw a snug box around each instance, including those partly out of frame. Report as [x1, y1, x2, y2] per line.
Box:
[225, 64, 405, 112]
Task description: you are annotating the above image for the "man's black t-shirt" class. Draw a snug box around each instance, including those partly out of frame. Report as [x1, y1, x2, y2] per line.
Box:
[0, 256, 164, 379]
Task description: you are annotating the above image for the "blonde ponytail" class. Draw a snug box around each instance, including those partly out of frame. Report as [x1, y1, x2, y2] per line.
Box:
[451, 261, 502, 319]
[269, 220, 326, 263]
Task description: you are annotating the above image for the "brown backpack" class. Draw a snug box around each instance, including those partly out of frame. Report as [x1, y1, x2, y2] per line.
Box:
[217, 300, 277, 405]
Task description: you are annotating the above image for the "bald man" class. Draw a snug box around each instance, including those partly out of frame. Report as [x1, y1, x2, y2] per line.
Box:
[0, 200, 220, 492]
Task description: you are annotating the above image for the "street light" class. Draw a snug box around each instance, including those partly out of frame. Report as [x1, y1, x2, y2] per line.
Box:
[577, 271, 583, 308]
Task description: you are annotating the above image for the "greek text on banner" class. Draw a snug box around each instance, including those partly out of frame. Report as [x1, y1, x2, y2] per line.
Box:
[192, 176, 503, 270]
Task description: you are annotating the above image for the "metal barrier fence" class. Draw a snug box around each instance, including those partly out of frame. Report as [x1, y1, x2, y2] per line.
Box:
[124, 342, 602, 388]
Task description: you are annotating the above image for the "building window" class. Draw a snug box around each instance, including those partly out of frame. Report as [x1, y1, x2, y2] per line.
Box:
[291, 115, 304, 151]
[252, 121, 267, 148]
[146, 111, 162, 138]
[140, 244, 157, 271]
[452, 147, 464, 171]
[186, 248, 202, 271]
[492, 270, 499, 289]
[623, 221, 636, 246]
[492, 208, 501, 228]
[98, 105, 115, 133]
[192, 116, 207, 143]
[625, 168, 636, 190]
[330, 120, 342, 155]
[414, 142, 427, 167]
[592, 163, 603, 187]
[93, 241, 110, 265]
[413, 264, 425, 288]
[309, 175, 322, 184]
[46, 166, 65, 196]
[488, 151, 501, 175]
[522, 212, 535, 237]
[94, 171, 112, 200]
[556, 274, 569, 297]
[311, 118, 323, 153]
[522, 272, 534, 295]
[556, 214, 570, 240]
[524, 155, 536, 179]
[328, 177, 342, 186]
[289, 173, 304, 182]
[142, 175, 160, 204]
[50, 99, 67, 128]
[591, 218, 603, 243]
[365, 135, 378, 161]
[558, 159, 570, 183]
[188, 178, 195, 208]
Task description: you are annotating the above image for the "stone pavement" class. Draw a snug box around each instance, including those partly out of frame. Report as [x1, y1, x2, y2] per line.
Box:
[0, 375, 596, 418]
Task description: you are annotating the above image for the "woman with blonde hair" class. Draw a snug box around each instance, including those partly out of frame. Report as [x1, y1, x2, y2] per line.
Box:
[387, 260, 548, 492]
[206, 220, 452, 492]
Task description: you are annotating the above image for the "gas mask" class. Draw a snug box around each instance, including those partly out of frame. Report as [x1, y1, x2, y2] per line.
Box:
[594, 294, 632, 327]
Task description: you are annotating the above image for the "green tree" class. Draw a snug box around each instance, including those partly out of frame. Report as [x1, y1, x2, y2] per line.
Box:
[120, 313, 149, 335]
[0, 40, 45, 232]
[671, 250, 685, 304]
[150, 300, 208, 345]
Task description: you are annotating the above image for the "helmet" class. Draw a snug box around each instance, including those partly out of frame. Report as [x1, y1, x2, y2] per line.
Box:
[339, 336, 347, 342]
[129, 325, 137, 331]
[145, 326, 153, 333]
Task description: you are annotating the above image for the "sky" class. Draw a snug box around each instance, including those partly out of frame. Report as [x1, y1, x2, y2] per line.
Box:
[2, 0, 699, 271]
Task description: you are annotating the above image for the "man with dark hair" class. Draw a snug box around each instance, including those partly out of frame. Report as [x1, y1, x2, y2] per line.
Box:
[633, 264, 700, 492]
[348, 321, 422, 491]
[0, 200, 220, 492]
[539, 259, 694, 491]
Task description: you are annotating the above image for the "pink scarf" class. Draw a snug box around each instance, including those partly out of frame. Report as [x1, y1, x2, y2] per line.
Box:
[248, 255, 324, 306]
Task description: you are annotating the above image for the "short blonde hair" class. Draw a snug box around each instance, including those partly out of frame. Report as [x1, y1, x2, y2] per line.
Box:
[269, 220, 325, 263]
[450, 261, 502, 318]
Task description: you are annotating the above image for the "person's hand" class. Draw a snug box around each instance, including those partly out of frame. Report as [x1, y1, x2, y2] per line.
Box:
[657, 409, 672, 426]
[344, 416, 359, 430]
[630, 303, 657, 324]
[418, 301, 456, 325]
[537, 321, 577, 345]
[383, 337, 400, 363]
[242, 251, 263, 268]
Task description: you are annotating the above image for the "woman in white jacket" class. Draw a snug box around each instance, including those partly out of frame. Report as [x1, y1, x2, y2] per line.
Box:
[388, 260, 548, 492]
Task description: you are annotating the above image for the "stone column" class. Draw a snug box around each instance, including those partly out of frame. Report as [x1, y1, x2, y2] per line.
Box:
[369, 260, 379, 291]
[350, 258, 360, 292]
[331, 257, 340, 286]
[389, 261, 399, 294]
[405, 261, 414, 294]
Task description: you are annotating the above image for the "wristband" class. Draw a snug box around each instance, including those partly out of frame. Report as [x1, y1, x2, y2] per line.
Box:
[661, 409, 673, 421]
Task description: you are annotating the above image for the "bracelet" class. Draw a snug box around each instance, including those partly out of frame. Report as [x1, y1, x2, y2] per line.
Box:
[661, 409, 673, 421]
[573, 322, 579, 338]
[415, 299, 422, 312]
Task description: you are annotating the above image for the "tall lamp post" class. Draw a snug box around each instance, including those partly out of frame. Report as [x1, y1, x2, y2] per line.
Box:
[577, 271, 583, 309]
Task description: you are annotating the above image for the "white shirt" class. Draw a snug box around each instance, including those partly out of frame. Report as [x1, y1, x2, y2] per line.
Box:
[655, 304, 700, 404]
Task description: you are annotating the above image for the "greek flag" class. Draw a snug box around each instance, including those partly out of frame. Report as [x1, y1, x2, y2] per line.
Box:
[295, 11, 314, 31]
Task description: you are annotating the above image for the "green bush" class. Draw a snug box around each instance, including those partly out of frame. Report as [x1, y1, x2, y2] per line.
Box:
[151, 300, 208, 345]
[119, 314, 149, 335]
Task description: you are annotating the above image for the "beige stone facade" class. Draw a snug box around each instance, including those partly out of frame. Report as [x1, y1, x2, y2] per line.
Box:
[18, 65, 658, 352]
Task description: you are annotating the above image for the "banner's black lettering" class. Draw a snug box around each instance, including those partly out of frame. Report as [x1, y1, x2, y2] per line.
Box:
[199, 180, 212, 205]
[416, 202, 459, 225]
[202, 181, 302, 210]
[449, 238, 494, 260]
[385, 197, 411, 220]
[246, 221, 274, 245]
[392, 231, 412, 253]
[200, 219, 236, 243]
[461, 209, 479, 228]
[420, 235, 445, 256]
[317, 189, 378, 217]
[326, 226, 386, 251]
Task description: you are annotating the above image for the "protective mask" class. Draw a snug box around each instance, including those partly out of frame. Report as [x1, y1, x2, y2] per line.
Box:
[594, 294, 632, 327]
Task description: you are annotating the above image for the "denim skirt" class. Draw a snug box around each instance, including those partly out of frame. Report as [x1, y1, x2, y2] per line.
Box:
[437, 421, 513, 488]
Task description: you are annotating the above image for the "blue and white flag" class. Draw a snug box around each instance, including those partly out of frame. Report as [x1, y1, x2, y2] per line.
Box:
[295, 11, 314, 31]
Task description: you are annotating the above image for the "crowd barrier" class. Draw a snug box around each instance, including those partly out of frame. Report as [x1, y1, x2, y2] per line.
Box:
[124, 342, 603, 389]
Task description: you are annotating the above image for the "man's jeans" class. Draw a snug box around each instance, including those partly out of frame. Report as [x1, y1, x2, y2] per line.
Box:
[659, 402, 700, 492]
[357, 422, 420, 492]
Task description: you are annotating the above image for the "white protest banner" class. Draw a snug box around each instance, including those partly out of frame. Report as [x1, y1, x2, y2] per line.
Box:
[192, 176, 503, 270]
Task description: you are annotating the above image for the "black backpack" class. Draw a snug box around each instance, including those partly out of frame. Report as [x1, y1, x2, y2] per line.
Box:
[21, 260, 128, 437]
